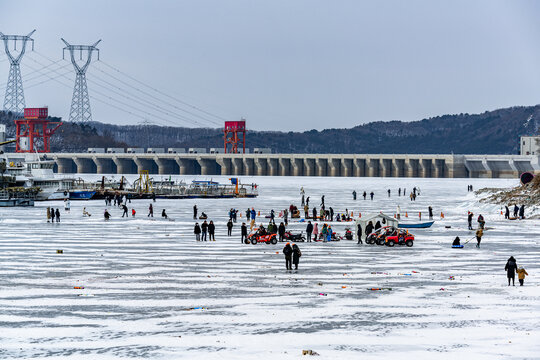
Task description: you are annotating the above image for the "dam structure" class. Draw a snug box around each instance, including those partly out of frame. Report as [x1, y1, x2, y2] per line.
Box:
[6, 152, 538, 178]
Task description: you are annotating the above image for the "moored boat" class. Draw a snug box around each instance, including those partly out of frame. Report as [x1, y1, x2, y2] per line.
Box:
[398, 221, 434, 229]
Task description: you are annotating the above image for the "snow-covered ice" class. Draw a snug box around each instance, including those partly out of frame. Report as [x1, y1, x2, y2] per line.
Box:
[1, 176, 539, 359]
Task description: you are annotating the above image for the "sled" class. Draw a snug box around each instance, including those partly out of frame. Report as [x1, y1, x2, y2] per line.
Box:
[451, 245, 464, 248]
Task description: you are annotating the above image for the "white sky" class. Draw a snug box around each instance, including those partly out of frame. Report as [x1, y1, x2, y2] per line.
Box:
[1, 0, 540, 131]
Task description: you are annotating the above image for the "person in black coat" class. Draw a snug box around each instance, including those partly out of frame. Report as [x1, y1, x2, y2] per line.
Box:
[193, 205, 198, 219]
[306, 221, 313, 242]
[467, 212, 473, 230]
[312, 207, 317, 220]
[357, 223, 362, 244]
[519, 205, 525, 219]
[365, 221, 374, 237]
[227, 219, 233, 236]
[122, 204, 128, 218]
[452, 236, 461, 246]
[374, 220, 381, 230]
[194, 222, 201, 241]
[370, 192, 374, 200]
[241, 222, 248, 243]
[504, 206, 510, 219]
[283, 243, 293, 270]
[51, 208, 56, 222]
[201, 220, 208, 241]
[428, 206, 433, 220]
[55, 209, 61, 222]
[292, 244, 302, 270]
[278, 222, 286, 242]
[505, 256, 518, 286]
[513, 205, 519, 218]
[363, 191, 367, 200]
[208, 220, 215, 241]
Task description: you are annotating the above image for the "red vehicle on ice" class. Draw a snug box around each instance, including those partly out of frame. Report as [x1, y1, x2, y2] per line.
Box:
[385, 229, 414, 247]
[246, 229, 278, 245]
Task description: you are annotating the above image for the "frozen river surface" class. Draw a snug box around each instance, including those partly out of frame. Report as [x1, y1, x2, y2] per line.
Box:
[1, 176, 539, 359]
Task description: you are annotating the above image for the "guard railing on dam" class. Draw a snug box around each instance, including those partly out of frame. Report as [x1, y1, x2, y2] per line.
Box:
[4, 153, 540, 178]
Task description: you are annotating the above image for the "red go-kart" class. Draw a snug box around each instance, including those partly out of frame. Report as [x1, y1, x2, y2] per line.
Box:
[246, 230, 278, 245]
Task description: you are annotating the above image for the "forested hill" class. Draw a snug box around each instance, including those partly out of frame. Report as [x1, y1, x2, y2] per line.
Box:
[1, 105, 539, 154]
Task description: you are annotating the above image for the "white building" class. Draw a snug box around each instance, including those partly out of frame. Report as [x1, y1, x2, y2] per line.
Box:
[520, 136, 540, 155]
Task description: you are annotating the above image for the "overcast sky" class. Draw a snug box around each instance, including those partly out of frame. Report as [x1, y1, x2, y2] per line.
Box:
[1, 0, 540, 131]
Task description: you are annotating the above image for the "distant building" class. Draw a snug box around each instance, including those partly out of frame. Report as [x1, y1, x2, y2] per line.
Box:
[520, 136, 540, 155]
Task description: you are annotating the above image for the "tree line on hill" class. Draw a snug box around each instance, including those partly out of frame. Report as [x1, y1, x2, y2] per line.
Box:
[1, 104, 539, 154]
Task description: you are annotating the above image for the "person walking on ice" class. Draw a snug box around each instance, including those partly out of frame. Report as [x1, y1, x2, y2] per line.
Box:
[201, 220, 208, 241]
[208, 220, 215, 241]
[227, 219, 233, 236]
[122, 204, 128, 218]
[241, 222, 247, 243]
[475, 227, 483, 248]
[292, 244, 302, 270]
[194, 222, 201, 241]
[283, 243, 293, 270]
[148, 204, 153, 217]
[505, 256, 518, 286]
[517, 266, 529, 286]
[306, 221, 313, 242]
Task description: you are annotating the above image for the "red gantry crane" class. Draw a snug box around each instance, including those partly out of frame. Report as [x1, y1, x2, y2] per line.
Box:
[15, 108, 62, 153]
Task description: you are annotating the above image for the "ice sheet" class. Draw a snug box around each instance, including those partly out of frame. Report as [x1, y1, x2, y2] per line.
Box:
[0, 176, 539, 359]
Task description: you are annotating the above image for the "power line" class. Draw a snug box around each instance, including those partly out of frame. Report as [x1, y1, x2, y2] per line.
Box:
[92, 62, 222, 126]
[34, 51, 223, 128]
[86, 72, 211, 127]
[97, 60, 226, 123]
[22, 59, 200, 128]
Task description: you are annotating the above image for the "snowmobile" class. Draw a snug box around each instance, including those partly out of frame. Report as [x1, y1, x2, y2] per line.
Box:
[283, 231, 306, 242]
[343, 228, 353, 240]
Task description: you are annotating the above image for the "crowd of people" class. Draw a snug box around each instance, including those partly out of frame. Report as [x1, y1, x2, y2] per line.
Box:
[45, 185, 532, 285]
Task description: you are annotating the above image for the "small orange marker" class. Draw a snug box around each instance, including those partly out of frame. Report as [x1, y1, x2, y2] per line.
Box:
[342, 286, 347, 289]
[74, 286, 84, 289]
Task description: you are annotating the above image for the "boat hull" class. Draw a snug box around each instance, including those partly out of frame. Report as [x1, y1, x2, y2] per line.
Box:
[398, 221, 434, 229]
[47, 190, 96, 201]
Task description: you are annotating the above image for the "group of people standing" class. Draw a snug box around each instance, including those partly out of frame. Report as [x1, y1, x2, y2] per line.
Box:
[504, 204, 526, 220]
[193, 220, 216, 241]
[46, 207, 61, 223]
[283, 242, 302, 270]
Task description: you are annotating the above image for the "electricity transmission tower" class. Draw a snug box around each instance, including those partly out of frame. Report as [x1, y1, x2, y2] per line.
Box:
[62, 38, 101, 123]
[0, 29, 35, 113]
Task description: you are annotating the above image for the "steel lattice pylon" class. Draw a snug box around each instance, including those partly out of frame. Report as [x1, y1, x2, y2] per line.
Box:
[62, 38, 101, 123]
[0, 30, 35, 114]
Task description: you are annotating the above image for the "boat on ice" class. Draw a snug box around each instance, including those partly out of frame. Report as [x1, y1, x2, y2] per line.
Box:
[398, 221, 434, 229]
[2, 156, 94, 201]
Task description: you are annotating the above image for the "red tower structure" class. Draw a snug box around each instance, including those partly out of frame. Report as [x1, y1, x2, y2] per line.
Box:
[224, 119, 246, 153]
[15, 108, 62, 153]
